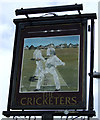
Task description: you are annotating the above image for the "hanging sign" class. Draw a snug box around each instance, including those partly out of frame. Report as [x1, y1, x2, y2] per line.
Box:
[9, 17, 87, 110]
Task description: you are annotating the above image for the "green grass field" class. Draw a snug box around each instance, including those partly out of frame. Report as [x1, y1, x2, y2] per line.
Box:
[20, 47, 79, 92]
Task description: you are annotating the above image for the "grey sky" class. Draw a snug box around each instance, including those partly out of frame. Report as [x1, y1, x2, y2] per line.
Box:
[0, 0, 99, 119]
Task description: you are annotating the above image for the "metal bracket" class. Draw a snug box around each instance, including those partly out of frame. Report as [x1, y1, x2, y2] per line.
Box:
[15, 4, 83, 16]
[88, 25, 91, 32]
[88, 72, 100, 78]
[40, 12, 58, 17]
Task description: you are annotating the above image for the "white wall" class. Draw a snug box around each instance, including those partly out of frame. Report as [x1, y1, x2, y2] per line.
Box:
[98, 1, 100, 119]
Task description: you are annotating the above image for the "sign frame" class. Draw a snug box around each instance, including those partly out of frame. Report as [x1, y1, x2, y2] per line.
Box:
[8, 17, 87, 110]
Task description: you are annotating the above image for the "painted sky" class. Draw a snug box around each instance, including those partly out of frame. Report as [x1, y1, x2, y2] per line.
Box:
[24, 35, 80, 47]
[0, 0, 99, 119]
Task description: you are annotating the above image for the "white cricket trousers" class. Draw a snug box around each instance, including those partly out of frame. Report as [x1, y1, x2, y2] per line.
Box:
[36, 67, 60, 90]
[35, 61, 43, 76]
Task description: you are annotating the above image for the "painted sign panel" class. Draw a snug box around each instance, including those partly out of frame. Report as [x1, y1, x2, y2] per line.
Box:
[20, 35, 79, 93]
[9, 20, 87, 109]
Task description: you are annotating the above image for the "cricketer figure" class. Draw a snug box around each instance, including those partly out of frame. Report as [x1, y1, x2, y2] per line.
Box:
[35, 48, 65, 91]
